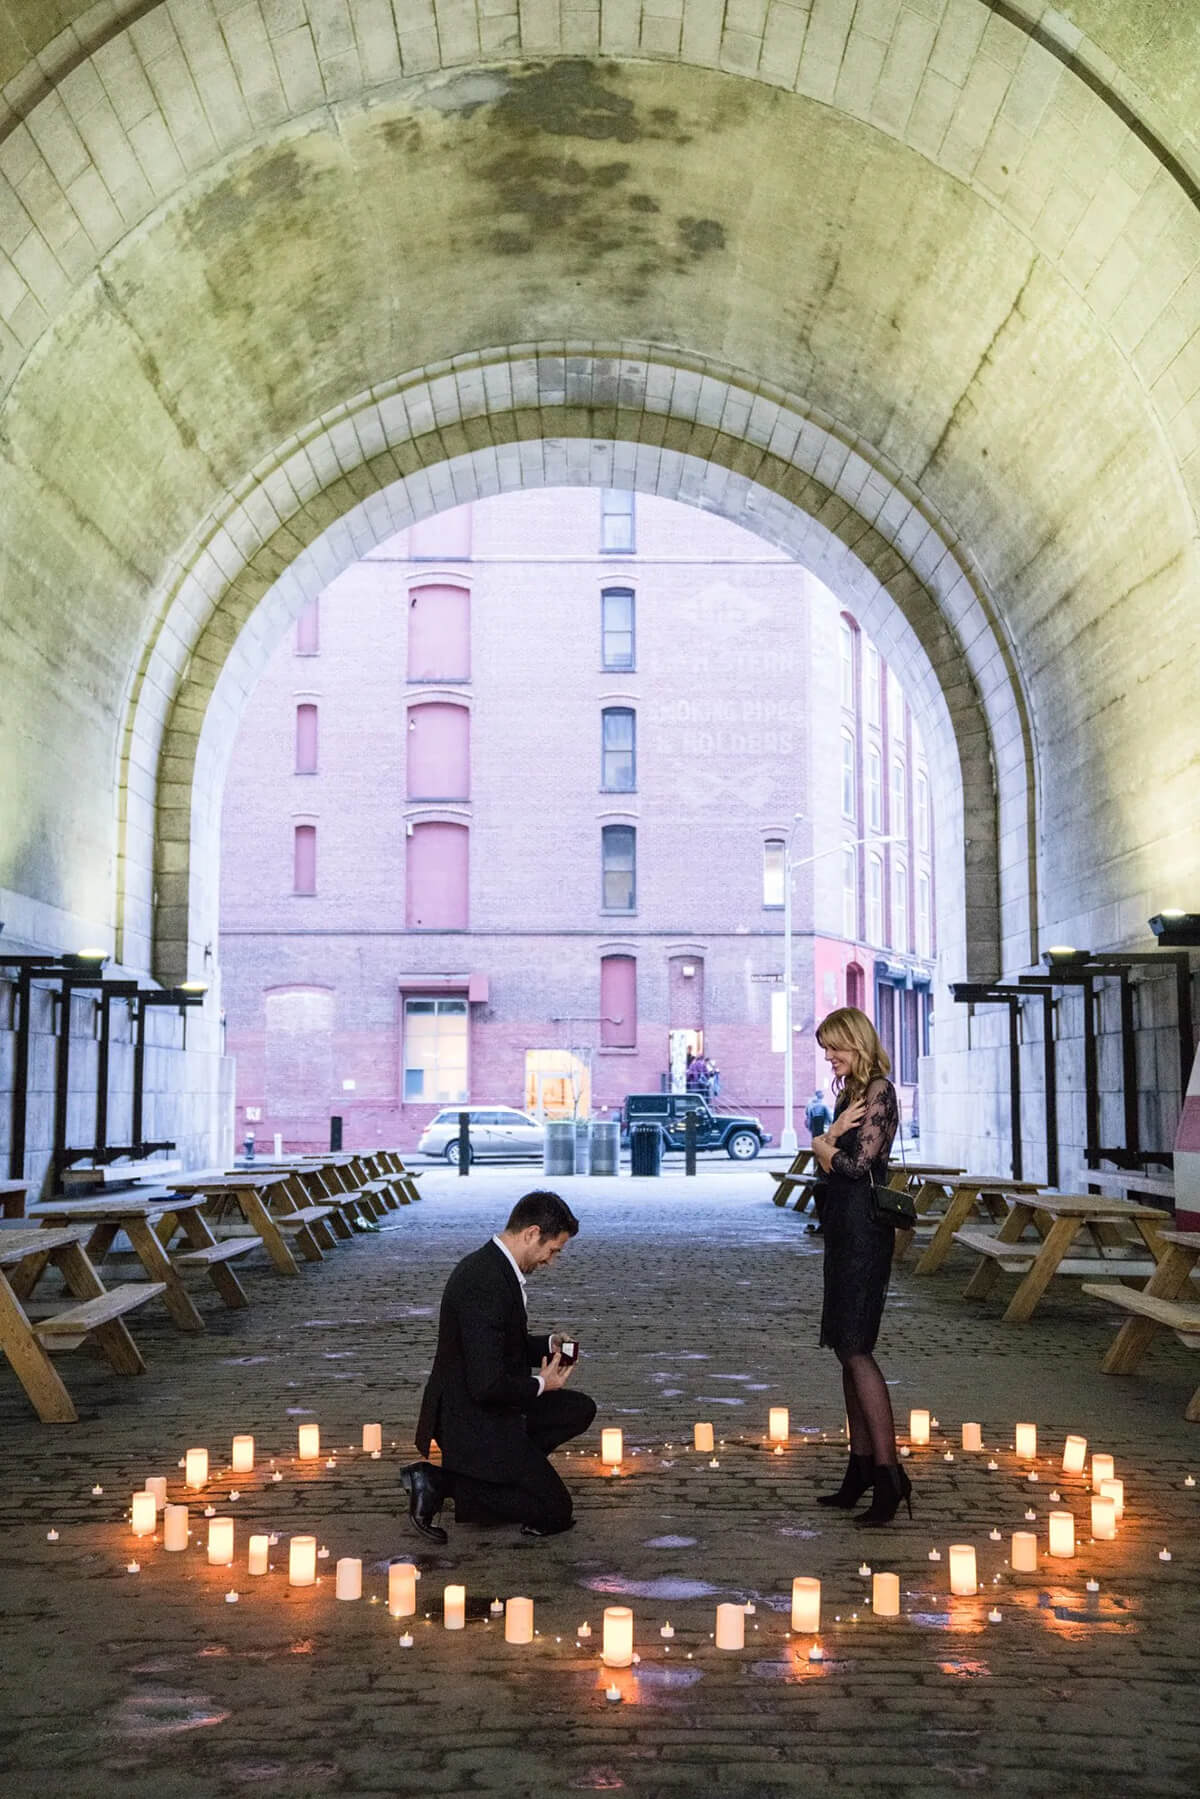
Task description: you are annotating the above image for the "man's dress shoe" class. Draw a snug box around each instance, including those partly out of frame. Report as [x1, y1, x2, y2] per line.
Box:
[520, 1518, 575, 1538]
[400, 1461, 448, 1544]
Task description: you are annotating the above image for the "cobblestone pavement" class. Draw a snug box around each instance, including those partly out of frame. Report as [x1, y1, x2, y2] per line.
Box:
[2, 1166, 1198, 1799]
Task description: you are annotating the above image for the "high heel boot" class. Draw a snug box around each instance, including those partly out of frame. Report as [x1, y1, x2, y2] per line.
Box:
[853, 1462, 913, 1526]
[816, 1451, 874, 1509]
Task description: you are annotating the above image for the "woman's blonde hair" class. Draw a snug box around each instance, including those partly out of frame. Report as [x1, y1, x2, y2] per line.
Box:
[815, 1006, 891, 1100]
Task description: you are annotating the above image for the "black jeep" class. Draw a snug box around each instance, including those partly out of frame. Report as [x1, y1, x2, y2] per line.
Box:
[620, 1093, 771, 1160]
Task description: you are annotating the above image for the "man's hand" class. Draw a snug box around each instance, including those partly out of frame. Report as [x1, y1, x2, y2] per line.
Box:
[540, 1350, 574, 1392]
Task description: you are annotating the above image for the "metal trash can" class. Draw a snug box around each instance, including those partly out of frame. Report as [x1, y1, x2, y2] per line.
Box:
[573, 1120, 592, 1177]
[589, 1120, 619, 1176]
[543, 1119, 575, 1176]
[629, 1121, 663, 1177]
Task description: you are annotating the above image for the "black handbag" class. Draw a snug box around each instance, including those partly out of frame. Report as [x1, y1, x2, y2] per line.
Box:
[870, 1178, 917, 1228]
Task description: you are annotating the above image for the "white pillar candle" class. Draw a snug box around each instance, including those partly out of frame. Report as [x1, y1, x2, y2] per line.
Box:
[1014, 1422, 1037, 1460]
[1062, 1435, 1087, 1475]
[948, 1544, 977, 1596]
[289, 1534, 317, 1586]
[443, 1584, 466, 1630]
[791, 1577, 821, 1633]
[185, 1447, 208, 1490]
[872, 1572, 900, 1617]
[601, 1428, 623, 1466]
[1099, 1476, 1124, 1521]
[163, 1504, 189, 1552]
[362, 1423, 382, 1454]
[1011, 1530, 1037, 1572]
[389, 1562, 418, 1618]
[1091, 1494, 1117, 1540]
[231, 1435, 255, 1474]
[297, 1424, 320, 1461]
[768, 1407, 789, 1444]
[1048, 1511, 1075, 1557]
[715, 1602, 745, 1650]
[336, 1557, 362, 1600]
[505, 1596, 534, 1644]
[131, 1491, 157, 1537]
[602, 1605, 634, 1667]
[693, 1422, 714, 1453]
[1091, 1452, 1115, 1487]
[207, 1517, 234, 1566]
[145, 1477, 167, 1511]
[248, 1534, 269, 1575]
[962, 1423, 983, 1452]
[909, 1409, 930, 1446]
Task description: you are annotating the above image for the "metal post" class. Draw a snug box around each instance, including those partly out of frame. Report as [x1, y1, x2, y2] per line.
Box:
[684, 1109, 697, 1176]
[52, 981, 74, 1190]
[1082, 973, 1099, 1169]
[9, 967, 32, 1180]
[95, 988, 112, 1158]
[1118, 968, 1139, 1165]
[457, 1110, 470, 1175]
[781, 829, 797, 1158]
[1007, 996, 1023, 1181]
[1040, 988, 1059, 1189]
[330, 1115, 343, 1151]
[132, 995, 147, 1150]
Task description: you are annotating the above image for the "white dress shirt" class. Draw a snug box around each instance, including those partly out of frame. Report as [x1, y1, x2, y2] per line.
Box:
[492, 1234, 545, 1395]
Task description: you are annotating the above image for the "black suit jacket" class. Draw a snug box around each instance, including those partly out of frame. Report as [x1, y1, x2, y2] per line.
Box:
[415, 1240, 552, 1481]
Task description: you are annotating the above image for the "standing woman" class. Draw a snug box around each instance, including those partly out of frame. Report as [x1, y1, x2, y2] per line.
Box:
[810, 1006, 908, 1525]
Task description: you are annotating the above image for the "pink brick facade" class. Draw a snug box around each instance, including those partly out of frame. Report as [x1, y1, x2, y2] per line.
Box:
[219, 492, 935, 1153]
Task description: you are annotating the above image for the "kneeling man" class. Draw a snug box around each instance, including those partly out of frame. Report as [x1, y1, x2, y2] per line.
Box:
[402, 1190, 596, 1541]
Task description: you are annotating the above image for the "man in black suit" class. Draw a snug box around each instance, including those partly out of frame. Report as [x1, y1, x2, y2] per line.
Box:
[402, 1190, 596, 1541]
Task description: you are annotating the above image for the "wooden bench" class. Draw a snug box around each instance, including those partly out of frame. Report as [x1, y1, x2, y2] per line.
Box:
[1, 1179, 30, 1219]
[954, 1191, 1169, 1323]
[61, 1158, 183, 1188]
[1081, 1228, 1200, 1420]
[168, 1173, 306, 1276]
[1082, 1169, 1176, 1204]
[768, 1149, 816, 1210]
[910, 1176, 1046, 1274]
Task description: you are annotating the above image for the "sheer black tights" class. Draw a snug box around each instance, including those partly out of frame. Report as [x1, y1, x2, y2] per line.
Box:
[838, 1350, 899, 1468]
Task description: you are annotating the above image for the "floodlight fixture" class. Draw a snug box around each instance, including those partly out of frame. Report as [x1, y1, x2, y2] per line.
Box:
[1148, 911, 1200, 946]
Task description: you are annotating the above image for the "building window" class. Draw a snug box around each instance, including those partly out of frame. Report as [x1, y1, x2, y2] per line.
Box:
[293, 824, 316, 895]
[600, 489, 635, 552]
[295, 703, 318, 774]
[407, 702, 470, 801]
[891, 758, 907, 837]
[763, 839, 786, 908]
[295, 599, 319, 655]
[407, 582, 470, 682]
[865, 643, 880, 724]
[601, 587, 635, 670]
[900, 988, 920, 1085]
[406, 822, 469, 929]
[866, 853, 883, 944]
[887, 668, 905, 736]
[892, 860, 909, 953]
[866, 746, 882, 831]
[841, 732, 856, 819]
[846, 961, 865, 1009]
[601, 708, 636, 792]
[875, 978, 897, 1063]
[403, 996, 468, 1102]
[915, 768, 930, 851]
[916, 872, 932, 958]
[841, 846, 857, 937]
[600, 955, 637, 1048]
[839, 618, 855, 708]
[602, 825, 636, 911]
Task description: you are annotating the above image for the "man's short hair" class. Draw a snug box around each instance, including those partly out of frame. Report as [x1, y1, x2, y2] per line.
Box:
[505, 1190, 580, 1240]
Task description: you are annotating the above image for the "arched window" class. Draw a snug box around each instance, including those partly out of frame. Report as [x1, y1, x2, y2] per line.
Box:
[917, 873, 932, 958]
[601, 825, 636, 912]
[600, 955, 637, 1047]
[839, 617, 856, 708]
[763, 839, 786, 908]
[866, 746, 882, 831]
[601, 708, 636, 791]
[866, 853, 884, 945]
[407, 583, 470, 681]
[841, 846, 857, 937]
[892, 860, 909, 953]
[602, 588, 635, 669]
[295, 703, 318, 774]
[891, 757, 907, 837]
[841, 732, 856, 819]
[406, 822, 469, 929]
[407, 702, 470, 800]
[293, 824, 316, 895]
[846, 962, 865, 1009]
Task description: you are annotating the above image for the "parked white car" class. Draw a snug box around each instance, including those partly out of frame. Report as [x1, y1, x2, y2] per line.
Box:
[417, 1105, 546, 1165]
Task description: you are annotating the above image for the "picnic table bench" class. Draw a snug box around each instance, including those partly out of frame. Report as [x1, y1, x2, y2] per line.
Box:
[909, 1174, 1046, 1274]
[954, 1191, 1170, 1323]
[1082, 1169, 1176, 1204]
[0, 1225, 165, 1421]
[168, 1171, 329, 1275]
[61, 1157, 184, 1188]
[1082, 1228, 1200, 1420]
[244, 1161, 378, 1237]
[1, 1179, 30, 1219]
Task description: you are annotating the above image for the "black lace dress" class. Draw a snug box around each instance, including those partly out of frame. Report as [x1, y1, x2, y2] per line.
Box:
[819, 1077, 900, 1357]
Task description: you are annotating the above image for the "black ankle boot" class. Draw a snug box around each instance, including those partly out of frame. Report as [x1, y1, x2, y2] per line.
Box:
[853, 1462, 913, 1526]
[817, 1452, 874, 1509]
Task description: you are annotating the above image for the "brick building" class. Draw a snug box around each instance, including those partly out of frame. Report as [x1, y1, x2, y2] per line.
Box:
[219, 489, 935, 1154]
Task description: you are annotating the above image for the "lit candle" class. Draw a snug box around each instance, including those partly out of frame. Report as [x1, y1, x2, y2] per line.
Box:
[1099, 1476, 1124, 1520]
[387, 1562, 417, 1617]
[208, 1517, 234, 1565]
[297, 1424, 320, 1461]
[1091, 1494, 1117, 1541]
[1048, 1511, 1075, 1558]
[909, 1409, 930, 1447]
[715, 1602, 745, 1650]
[145, 1477, 167, 1510]
[693, 1422, 714, 1453]
[660, 1622, 675, 1639]
[444, 1584, 466, 1630]
[336, 1557, 362, 1601]
[1091, 1452, 1114, 1487]
[362, 1423, 382, 1453]
[948, 1545, 977, 1596]
[962, 1423, 983, 1452]
[602, 1605, 634, 1667]
[130, 1490, 156, 1537]
[163, 1504, 189, 1552]
[289, 1534, 317, 1586]
[248, 1534, 269, 1575]
[601, 1428, 623, 1466]
[791, 1577, 821, 1633]
[231, 1435, 255, 1474]
[505, 1596, 534, 1644]
[1061, 1435, 1087, 1475]
[872, 1572, 900, 1617]
[1014, 1422, 1037, 1460]
[185, 1448, 208, 1490]
[768, 1407, 789, 1444]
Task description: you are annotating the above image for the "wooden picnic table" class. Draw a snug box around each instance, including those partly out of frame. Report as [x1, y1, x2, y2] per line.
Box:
[955, 1191, 1171, 1323]
[1082, 1229, 1200, 1419]
[0, 1225, 165, 1422]
[769, 1148, 816, 1209]
[910, 1174, 1045, 1275]
[168, 1171, 325, 1275]
[1, 1179, 30, 1219]
[29, 1192, 259, 1331]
